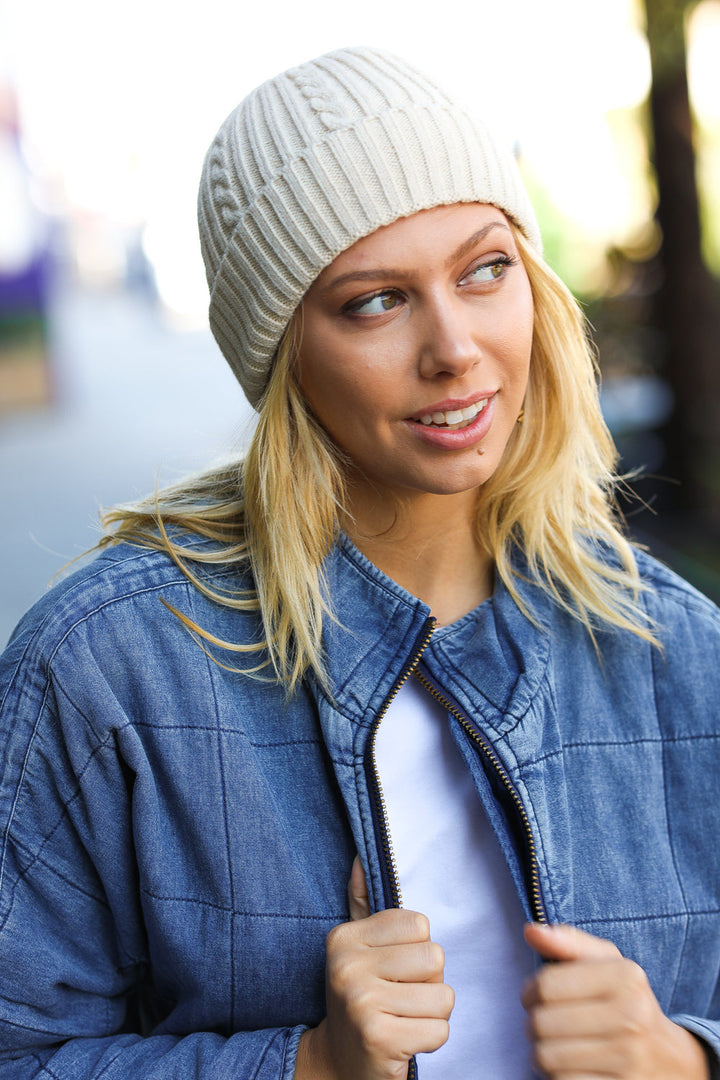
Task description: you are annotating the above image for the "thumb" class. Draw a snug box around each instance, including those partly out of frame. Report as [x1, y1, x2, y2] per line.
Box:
[524, 922, 621, 963]
[348, 855, 371, 921]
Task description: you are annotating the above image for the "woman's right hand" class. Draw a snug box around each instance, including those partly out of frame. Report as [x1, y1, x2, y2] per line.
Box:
[295, 857, 454, 1080]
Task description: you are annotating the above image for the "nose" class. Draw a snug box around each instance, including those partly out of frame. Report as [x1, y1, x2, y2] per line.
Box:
[417, 294, 482, 379]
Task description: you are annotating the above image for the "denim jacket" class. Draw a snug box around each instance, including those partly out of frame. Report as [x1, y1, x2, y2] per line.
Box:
[1, 534, 720, 1078]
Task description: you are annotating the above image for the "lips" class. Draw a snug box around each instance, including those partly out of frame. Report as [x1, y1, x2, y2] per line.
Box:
[406, 392, 497, 450]
[415, 398, 490, 431]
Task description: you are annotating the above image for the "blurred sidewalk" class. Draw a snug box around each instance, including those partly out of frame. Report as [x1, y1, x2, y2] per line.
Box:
[0, 284, 253, 647]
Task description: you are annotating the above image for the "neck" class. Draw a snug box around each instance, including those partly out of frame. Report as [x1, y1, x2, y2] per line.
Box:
[343, 486, 493, 626]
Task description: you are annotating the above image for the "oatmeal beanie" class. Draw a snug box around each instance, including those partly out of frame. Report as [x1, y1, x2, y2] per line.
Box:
[198, 45, 541, 409]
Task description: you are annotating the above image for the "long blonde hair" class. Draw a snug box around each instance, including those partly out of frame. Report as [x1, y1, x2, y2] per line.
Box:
[100, 224, 653, 692]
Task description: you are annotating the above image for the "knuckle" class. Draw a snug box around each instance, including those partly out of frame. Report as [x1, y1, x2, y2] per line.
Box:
[533, 1040, 556, 1073]
[597, 932, 622, 958]
[407, 910, 430, 939]
[525, 1004, 544, 1038]
[327, 945, 368, 997]
[617, 1008, 642, 1037]
[436, 1020, 451, 1048]
[532, 968, 553, 1004]
[618, 999, 651, 1037]
[326, 921, 352, 952]
[625, 959, 650, 991]
[361, 1012, 388, 1056]
[330, 959, 357, 996]
[425, 940, 445, 971]
[350, 982, 378, 1018]
[438, 983, 455, 1018]
[325, 923, 341, 950]
[616, 962, 654, 1013]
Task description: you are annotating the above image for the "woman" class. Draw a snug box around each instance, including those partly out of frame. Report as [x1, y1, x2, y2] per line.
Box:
[0, 46, 718, 1080]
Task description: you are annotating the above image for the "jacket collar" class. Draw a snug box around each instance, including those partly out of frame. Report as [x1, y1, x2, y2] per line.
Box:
[318, 534, 553, 733]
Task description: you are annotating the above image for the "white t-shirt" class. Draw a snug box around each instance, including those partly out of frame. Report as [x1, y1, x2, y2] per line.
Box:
[375, 677, 535, 1078]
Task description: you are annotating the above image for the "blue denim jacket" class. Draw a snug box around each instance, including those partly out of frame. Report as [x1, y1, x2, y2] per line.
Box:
[1, 534, 720, 1078]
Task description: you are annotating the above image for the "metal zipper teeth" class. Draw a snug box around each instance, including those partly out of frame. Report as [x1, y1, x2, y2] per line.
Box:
[366, 616, 436, 911]
[413, 668, 548, 925]
[366, 617, 436, 1080]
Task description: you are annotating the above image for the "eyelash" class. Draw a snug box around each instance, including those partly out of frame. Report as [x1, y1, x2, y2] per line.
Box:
[342, 290, 400, 316]
[464, 254, 518, 283]
[342, 254, 518, 316]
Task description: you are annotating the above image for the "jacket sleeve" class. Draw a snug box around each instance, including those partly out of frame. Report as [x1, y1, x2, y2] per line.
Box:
[0, 622, 308, 1080]
[671, 1017, 720, 1079]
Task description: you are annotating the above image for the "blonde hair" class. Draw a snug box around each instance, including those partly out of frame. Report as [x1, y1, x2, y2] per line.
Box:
[478, 229, 649, 638]
[100, 223, 653, 692]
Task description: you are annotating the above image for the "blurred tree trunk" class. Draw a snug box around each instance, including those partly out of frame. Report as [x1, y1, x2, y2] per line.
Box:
[644, 0, 720, 517]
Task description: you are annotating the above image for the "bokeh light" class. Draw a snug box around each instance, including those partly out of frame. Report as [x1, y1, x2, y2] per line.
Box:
[6, 0, 716, 312]
[1, 0, 719, 642]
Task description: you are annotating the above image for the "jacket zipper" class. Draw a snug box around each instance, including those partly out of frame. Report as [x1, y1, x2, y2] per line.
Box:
[365, 617, 435, 1080]
[413, 667, 548, 925]
[365, 617, 545, 1080]
[366, 616, 436, 910]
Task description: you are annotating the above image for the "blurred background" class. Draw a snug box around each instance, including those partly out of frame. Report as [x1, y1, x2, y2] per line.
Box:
[1, 0, 719, 646]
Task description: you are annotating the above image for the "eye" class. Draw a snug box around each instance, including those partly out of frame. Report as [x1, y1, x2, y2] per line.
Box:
[344, 290, 402, 316]
[462, 255, 516, 285]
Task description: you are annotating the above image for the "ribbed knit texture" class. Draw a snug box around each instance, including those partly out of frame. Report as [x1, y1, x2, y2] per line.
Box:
[198, 46, 542, 408]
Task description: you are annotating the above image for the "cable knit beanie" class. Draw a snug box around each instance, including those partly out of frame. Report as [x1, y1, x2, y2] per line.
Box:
[198, 46, 542, 408]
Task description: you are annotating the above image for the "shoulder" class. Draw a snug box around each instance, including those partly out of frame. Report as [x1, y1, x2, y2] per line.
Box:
[515, 542, 720, 677]
[0, 538, 258, 695]
[510, 545, 720, 742]
[625, 548, 720, 739]
[593, 547, 720, 713]
[632, 546, 720, 634]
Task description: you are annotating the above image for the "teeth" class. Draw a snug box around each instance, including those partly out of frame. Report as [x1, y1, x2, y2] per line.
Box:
[417, 399, 488, 429]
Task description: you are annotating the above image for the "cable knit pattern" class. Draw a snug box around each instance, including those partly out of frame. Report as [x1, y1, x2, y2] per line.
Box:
[286, 67, 350, 131]
[197, 46, 542, 408]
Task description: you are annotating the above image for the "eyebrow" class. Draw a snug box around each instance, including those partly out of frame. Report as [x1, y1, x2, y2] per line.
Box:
[317, 221, 512, 295]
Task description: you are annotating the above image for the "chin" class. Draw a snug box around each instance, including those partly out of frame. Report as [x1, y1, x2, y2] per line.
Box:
[406, 466, 495, 498]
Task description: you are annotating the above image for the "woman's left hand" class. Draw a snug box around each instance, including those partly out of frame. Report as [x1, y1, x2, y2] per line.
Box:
[522, 923, 710, 1079]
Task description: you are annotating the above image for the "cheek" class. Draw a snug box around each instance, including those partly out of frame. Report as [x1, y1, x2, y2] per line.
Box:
[484, 277, 534, 360]
[299, 341, 395, 417]
[501, 301, 534, 377]
[297, 347, 338, 411]
[492, 324, 533, 380]
[297, 354, 375, 446]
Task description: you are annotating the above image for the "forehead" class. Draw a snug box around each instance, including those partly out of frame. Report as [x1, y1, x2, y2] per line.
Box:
[313, 203, 513, 286]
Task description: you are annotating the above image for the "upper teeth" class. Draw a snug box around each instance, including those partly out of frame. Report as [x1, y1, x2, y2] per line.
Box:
[418, 399, 488, 429]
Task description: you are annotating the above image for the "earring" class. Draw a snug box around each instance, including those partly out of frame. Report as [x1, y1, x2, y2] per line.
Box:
[516, 408, 525, 424]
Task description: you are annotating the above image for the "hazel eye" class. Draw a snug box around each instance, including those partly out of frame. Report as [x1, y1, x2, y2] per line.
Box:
[464, 256, 514, 284]
[347, 291, 400, 315]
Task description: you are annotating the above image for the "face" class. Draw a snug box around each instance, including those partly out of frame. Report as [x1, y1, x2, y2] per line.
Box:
[297, 203, 534, 507]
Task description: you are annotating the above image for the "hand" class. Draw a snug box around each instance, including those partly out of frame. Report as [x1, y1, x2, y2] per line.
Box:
[296, 857, 454, 1080]
[522, 922, 710, 1079]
